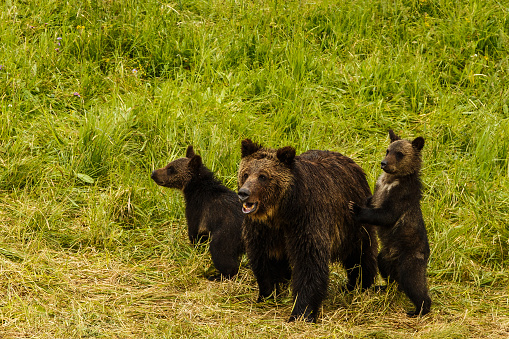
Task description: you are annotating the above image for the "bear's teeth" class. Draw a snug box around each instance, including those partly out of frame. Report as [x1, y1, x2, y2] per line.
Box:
[242, 202, 256, 214]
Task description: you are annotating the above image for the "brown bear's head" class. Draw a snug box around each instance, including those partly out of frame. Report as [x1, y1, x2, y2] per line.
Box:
[237, 139, 295, 220]
[151, 145, 203, 190]
[381, 130, 425, 176]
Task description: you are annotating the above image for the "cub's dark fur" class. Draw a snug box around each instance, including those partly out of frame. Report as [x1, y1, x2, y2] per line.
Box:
[151, 146, 244, 280]
[349, 130, 431, 316]
[238, 139, 378, 323]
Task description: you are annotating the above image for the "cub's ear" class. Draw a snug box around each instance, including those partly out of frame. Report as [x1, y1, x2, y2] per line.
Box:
[412, 137, 425, 151]
[188, 155, 202, 172]
[186, 145, 195, 158]
[276, 146, 296, 167]
[241, 139, 263, 158]
[388, 129, 401, 143]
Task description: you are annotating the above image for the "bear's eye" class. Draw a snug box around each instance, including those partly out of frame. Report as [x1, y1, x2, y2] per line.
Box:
[396, 152, 404, 161]
[386, 149, 389, 156]
[242, 173, 249, 181]
[167, 166, 176, 175]
[258, 174, 268, 182]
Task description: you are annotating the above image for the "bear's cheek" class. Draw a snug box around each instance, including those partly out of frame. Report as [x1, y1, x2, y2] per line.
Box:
[247, 185, 270, 213]
[256, 185, 281, 208]
[163, 178, 179, 188]
[165, 173, 189, 189]
[383, 165, 396, 174]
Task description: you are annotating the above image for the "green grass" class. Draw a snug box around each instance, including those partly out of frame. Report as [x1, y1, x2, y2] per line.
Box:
[1, 0, 508, 337]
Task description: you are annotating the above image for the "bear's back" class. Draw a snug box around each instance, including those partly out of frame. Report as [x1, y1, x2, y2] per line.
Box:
[299, 149, 339, 162]
[297, 150, 370, 197]
[285, 149, 375, 264]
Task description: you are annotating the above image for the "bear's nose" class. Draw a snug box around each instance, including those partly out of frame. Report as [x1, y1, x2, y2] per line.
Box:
[151, 170, 157, 180]
[238, 188, 251, 202]
[381, 160, 387, 169]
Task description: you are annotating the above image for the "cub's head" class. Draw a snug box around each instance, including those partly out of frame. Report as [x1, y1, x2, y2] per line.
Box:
[381, 130, 425, 176]
[151, 145, 203, 190]
[237, 139, 295, 220]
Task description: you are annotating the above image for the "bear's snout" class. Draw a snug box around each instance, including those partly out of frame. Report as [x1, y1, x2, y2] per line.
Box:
[238, 188, 251, 202]
[381, 160, 387, 169]
[151, 170, 158, 180]
[151, 170, 165, 186]
[238, 187, 258, 214]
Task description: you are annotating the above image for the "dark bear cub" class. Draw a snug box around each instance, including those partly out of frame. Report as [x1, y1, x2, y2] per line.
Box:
[151, 145, 244, 281]
[349, 130, 431, 317]
[238, 139, 378, 323]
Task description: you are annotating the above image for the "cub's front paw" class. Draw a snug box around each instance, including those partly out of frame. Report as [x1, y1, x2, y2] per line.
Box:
[348, 201, 361, 215]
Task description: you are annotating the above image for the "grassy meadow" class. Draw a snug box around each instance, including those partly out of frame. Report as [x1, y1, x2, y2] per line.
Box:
[1, 0, 508, 337]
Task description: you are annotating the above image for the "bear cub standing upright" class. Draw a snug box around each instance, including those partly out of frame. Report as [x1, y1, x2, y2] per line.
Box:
[238, 139, 378, 323]
[349, 130, 431, 316]
[151, 146, 244, 281]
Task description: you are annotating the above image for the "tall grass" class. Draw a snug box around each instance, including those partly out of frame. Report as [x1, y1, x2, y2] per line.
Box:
[1, 0, 508, 337]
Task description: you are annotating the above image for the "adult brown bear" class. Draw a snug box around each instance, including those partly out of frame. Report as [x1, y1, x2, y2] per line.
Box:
[237, 139, 378, 322]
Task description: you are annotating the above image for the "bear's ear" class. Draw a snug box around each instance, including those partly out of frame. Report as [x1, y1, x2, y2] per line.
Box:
[412, 137, 425, 151]
[188, 155, 202, 172]
[241, 139, 262, 158]
[276, 146, 296, 167]
[388, 129, 401, 143]
[186, 145, 195, 158]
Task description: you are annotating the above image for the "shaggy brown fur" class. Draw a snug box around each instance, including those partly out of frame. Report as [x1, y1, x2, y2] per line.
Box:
[349, 130, 431, 316]
[237, 139, 378, 322]
[151, 146, 244, 281]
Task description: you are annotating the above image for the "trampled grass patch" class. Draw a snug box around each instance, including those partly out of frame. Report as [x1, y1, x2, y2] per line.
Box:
[1, 0, 508, 337]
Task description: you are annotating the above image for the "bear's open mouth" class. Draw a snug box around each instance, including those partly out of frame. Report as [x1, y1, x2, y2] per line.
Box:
[242, 202, 258, 214]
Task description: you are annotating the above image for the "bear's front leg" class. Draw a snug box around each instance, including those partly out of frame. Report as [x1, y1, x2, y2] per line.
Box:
[287, 242, 329, 323]
[245, 244, 275, 300]
[243, 221, 290, 301]
[250, 256, 291, 301]
[348, 201, 399, 227]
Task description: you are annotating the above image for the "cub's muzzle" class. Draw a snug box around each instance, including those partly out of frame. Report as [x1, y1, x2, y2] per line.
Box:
[151, 170, 158, 180]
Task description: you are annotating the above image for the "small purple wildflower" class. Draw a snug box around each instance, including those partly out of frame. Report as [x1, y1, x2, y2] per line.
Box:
[132, 68, 138, 74]
[55, 37, 62, 50]
[0, 65, 3, 70]
[73, 92, 81, 98]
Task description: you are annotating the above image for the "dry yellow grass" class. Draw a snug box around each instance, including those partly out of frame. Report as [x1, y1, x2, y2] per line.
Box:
[1, 235, 508, 338]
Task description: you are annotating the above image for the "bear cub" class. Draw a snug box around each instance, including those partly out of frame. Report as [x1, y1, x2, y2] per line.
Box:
[151, 145, 244, 281]
[349, 130, 431, 316]
[238, 139, 378, 323]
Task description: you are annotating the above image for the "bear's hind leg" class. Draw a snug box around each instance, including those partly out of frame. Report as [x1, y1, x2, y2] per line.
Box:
[208, 233, 241, 280]
[398, 259, 431, 317]
[377, 251, 398, 289]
